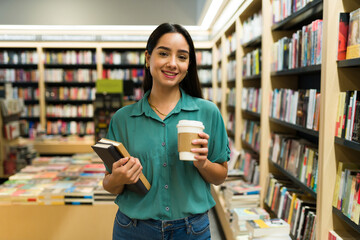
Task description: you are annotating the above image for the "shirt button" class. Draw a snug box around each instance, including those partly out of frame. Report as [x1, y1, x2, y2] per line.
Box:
[162, 142, 165, 147]
[165, 207, 169, 211]
[164, 185, 168, 189]
[163, 163, 167, 167]
[162, 123, 165, 127]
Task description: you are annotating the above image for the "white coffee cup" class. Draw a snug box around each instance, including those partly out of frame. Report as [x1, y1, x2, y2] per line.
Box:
[177, 120, 205, 161]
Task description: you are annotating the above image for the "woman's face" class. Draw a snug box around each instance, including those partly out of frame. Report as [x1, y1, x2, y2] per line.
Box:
[146, 32, 190, 89]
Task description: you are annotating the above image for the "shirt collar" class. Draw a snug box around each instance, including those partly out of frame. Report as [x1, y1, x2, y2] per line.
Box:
[130, 88, 199, 118]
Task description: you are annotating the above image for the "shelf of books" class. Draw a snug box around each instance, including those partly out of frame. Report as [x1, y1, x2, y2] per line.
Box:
[0, 48, 40, 138]
[264, 0, 323, 239]
[196, 49, 213, 101]
[43, 48, 97, 137]
[325, 0, 360, 239]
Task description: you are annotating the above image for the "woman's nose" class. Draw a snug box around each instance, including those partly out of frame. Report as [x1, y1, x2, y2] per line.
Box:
[167, 55, 177, 68]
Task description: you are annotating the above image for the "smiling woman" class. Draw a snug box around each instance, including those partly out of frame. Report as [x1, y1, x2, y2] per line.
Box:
[146, 33, 190, 101]
[103, 23, 230, 240]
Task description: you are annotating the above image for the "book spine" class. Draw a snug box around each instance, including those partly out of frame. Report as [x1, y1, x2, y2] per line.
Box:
[337, 13, 350, 60]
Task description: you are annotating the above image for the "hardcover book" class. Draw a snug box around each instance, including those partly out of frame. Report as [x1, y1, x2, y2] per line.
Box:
[346, 8, 360, 59]
[91, 138, 151, 195]
[338, 13, 350, 60]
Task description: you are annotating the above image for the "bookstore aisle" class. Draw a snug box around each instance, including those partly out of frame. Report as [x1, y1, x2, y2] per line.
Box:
[209, 207, 226, 240]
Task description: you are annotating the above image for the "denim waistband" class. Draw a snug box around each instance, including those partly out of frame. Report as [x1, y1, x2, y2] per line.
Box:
[131, 211, 208, 230]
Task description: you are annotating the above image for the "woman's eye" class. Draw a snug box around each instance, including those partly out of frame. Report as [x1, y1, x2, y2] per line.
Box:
[159, 52, 168, 57]
[179, 55, 188, 61]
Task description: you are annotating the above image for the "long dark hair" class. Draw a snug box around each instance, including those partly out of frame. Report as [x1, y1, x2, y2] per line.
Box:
[143, 23, 203, 98]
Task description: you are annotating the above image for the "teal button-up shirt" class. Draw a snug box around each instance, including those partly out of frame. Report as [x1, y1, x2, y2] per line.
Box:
[106, 88, 230, 220]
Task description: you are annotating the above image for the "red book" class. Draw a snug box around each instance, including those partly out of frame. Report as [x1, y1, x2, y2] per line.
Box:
[337, 13, 350, 60]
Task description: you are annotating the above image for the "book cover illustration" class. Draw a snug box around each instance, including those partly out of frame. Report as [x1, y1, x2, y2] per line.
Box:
[346, 8, 360, 59]
[338, 13, 350, 60]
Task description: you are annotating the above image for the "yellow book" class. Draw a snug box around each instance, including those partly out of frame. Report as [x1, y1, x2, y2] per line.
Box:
[335, 93, 342, 137]
[332, 162, 358, 208]
[287, 193, 297, 224]
[305, 148, 314, 186]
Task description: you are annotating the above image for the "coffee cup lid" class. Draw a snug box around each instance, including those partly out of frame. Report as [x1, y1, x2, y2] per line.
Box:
[177, 120, 204, 129]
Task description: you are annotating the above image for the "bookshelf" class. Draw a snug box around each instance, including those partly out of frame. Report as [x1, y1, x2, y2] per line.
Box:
[321, 0, 360, 239]
[208, 0, 360, 239]
[0, 48, 40, 138]
[266, 0, 323, 238]
[209, 0, 358, 239]
[43, 48, 97, 136]
[196, 48, 213, 98]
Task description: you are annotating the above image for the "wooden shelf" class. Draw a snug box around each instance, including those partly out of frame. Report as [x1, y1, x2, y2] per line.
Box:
[201, 82, 212, 87]
[46, 117, 94, 121]
[227, 105, 235, 112]
[269, 117, 319, 138]
[44, 64, 97, 69]
[102, 63, 144, 69]
[0, 64, 38, 69]
[33, 137, 95, 154]
[337, 58, 360, 68]
[45, 82, 95, 87]
[268, 158, 317, 198]
[20, 116, 40, 121]
[241, 140, 260, 155]
[46, 99, 94, 104]
[334, 137, 360, 151]
[6, 82, 39, 86]
[227, 79, 236, 86]
[227, 130, 235, 139]
[271, 0, 323, 31]
[23, 100, 39, 104]
[211, 186, 235, 240]
[227, 51, 236, 59]
[332, 207, 360, 235]
[242, 110, 261, 118]
[271, 64, 321, 76]
[242, 36, 261, 48]
[243, 74, 261, 80]
[197, 64, 212, 69]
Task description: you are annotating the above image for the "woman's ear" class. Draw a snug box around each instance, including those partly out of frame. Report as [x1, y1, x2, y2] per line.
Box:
[145, 50, 150, 66]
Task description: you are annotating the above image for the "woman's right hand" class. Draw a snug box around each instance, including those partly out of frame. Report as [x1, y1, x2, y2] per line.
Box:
[111, 157, 143, 185]
[103, 157, 143, 194]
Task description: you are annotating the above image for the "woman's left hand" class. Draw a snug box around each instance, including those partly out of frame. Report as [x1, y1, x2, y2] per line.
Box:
[191, 132, 210, 169]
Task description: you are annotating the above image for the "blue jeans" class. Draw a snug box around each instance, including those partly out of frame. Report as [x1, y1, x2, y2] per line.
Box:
[113, 209, 211, 240]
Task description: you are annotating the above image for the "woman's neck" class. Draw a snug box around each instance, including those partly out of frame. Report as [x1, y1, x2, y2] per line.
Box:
[148, 86, 181, 119]
[148, 86, 181, 107]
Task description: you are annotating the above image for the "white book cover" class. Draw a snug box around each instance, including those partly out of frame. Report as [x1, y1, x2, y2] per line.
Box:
[349, 90, 357, 140]
[306, 89, 315, 129]
[346, 95, 354, 140]
[292, 91, 299, 124]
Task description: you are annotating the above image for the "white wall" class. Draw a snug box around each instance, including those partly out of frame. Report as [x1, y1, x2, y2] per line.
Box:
[0, 0, 206, 26]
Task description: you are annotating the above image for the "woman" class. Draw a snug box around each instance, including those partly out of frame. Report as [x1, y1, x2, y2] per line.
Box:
[103, 23, 230, 240]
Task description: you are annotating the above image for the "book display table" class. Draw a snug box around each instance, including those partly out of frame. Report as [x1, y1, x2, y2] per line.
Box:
[0, 204, 118, 240]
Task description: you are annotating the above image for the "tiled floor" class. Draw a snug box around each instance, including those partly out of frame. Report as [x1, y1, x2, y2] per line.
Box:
[209, 207, 226, 240]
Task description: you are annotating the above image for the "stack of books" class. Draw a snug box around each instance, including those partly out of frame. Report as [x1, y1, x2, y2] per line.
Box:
[229, 207, 269, 237]
[222, 179, 261, 209]
[93, 184, 117, 204]
[246, 218, 291, 240]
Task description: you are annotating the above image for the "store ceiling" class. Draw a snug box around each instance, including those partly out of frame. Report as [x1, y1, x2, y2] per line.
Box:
[0, 0, 209, 26]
